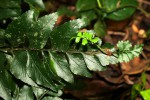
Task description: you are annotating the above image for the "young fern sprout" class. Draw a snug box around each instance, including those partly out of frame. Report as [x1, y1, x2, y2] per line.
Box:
[70, 31, 117, 55]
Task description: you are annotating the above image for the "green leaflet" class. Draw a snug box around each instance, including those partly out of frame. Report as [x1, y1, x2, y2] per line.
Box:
[140, 89, 150, 100]
[66, 53, 92, 77]
[5, 10, 34, 46]
[49, 52, 74, 83]
[13, 86, 34, 100]
[101, 0, 138, 21]
[94, 19, 107, 37]
[28, 12, 58, 49]
[33, 87, 63, 99]
[10, 51, 37, 87]
[5, 10, 59, 48]
[0, 0, 21, 19]
[76, 0, 97, 11]
[25, 0, 45, 10]
[117, 41, 143, 62]
[0, 53, 16, 100]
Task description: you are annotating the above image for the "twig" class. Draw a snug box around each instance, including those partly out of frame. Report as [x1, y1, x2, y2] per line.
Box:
[138, 0, 150, 5]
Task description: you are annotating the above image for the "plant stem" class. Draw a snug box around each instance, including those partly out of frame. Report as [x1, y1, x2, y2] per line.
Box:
[97, 0, 102, 8]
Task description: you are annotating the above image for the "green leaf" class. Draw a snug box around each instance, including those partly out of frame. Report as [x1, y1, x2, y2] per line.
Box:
[94, 20, 107, 37]
[10, 51, 38, 87]
[0, 0, 21, 19]
[141, 72, 147, 87]
[28, 12, 58, 49]
[5, 10, 34, 46]
[57, 6, 78, 16]
[49, 52, 74, 83]
[25, 0, 45, 10]
[117, 41, 132, 51]
[50, 19, 88, 51]
[76, 0, 97, 11]
[0, 53, 16, 100]
[82, 38, 88, 45]
[75, 37, 81, 43]
[83, 32, 93, 40]
[95, 53, 118, 66]
[140, 89, 150, 100]
[81, 10, 97, 23]
[131, 84, 143, 100]
[117, 41, 143, 62]
[102, 0, 138, 21]
[13, 86, 34, 100]
[27, 51, 62, 91]
[66, 53, 92, 77]
[82, 54, 106, 71]
[91, 37, 99, 43]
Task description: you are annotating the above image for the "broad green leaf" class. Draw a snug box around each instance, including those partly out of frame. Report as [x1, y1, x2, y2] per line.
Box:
[81, 10, 97, 23]
[13, 86, 34, 100]
[0, 71, 16, 100]
[25, 0, 45, 10]
[28, 12, 58, 49]
[0, 0, 21, 19]
[82, 54, 106, 71]
[95, 53, 117, 66]
[49, 52, 74, 83]
[76, 0, 97, 11]
[27, 51, 61, 91]
[102, 0, 138, 21]
[66, 53, 92, 77]
[0, 53, 16, 100]
[5, 10, 34, 46]
[10, 51, 37, 87]
[140, 89, 150, 100]
[57, 6, 78, 16]
[94, 20, 107, 37]
[50, 19, 88, 51]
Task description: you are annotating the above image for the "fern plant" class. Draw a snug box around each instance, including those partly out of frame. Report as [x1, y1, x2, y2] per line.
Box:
[0, 9, 143, 100]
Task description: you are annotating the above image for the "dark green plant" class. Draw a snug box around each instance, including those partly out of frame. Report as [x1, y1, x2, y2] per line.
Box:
[0, 9, 143, 99]
[131, 72, 150, 100]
